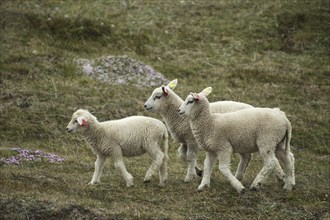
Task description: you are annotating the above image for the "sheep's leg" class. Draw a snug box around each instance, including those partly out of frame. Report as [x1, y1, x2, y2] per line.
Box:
[276, 150, 295, 190]
[144, 147, 164, 184]
[250, 147, 280, 191]
[218, 149, 245, 194]
[198, 151, 217, 191]
[179, 143, 202, 180]
[159, 155, 168, 186]
[270, 141, 286, 186]
[114, 159, 134, 187]
[88, 154, 107, 185]
[178, 144, 195, 181]
[286, 152, 295, 190]
[191, 143, 203, 177]
[273, 160, 286, 186]
[185, 144, 200, 182]
[271, 151, 286, 187]
[177, 144, 188, 161]
[235, 153, 252, 181]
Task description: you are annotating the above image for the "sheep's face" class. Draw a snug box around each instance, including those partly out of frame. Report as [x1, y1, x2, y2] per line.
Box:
[144, 87, 164, 112]
[66, 109, 92, 133]
[178, 93, 198, 117]
[144, 79, 177, 112]
[178, 87, 212, 117]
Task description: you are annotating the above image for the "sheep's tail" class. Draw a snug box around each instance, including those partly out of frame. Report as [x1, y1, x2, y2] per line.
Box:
[285, 119, 292, 153]
[275, 108, 293, 153]
[283, 113, 295, 170]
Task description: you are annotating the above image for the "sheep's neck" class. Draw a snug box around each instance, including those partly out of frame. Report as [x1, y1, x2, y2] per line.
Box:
[159, 93, 188, 143]
[190, 105, 214, 149]
[161, 93, 186, 128]
[83, 121, 105, 152]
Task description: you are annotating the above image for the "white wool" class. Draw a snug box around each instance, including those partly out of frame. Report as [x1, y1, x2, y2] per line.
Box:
[144, 80, 253, 182]
[66, 109, 168, 187]
[179, 91, 295, 194]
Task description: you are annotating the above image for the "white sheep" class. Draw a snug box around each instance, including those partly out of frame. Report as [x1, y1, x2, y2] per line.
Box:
[144, 79, 253, 182]
[66, 109, 169, 187]
[178, 87, 295, 194]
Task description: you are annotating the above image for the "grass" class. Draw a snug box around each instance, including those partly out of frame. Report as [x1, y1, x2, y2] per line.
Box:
[0, 0, 329, 219]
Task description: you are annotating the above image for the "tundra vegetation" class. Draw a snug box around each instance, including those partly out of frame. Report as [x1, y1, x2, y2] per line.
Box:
[0, 0, 329, 219]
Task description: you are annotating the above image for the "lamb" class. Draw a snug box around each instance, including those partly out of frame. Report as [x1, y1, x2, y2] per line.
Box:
[178, 87, 295, 194]
[144, 79, 253, 182]
[66, 109, 169, 187]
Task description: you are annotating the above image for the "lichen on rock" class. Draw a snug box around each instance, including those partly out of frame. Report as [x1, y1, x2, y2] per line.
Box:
[76, 56, 168, 86]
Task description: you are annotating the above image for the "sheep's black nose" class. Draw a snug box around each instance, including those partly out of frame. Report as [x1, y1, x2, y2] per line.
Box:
[144, 105, 147, 108]
[177, 109, 180, 112]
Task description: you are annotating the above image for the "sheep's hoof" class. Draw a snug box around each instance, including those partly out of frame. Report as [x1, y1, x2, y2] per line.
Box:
[238, 188, 246, 195]
[195, 167, 203, 177]
[184, 176, 194, 183]
[250, 186, 260, 192]
[126, 182, 134, 187]
[250, 186, 258, 191]
[283, 183, 294, 191]
[276, 176, 286, 187]
[88, 181, 99, 185]
[278, 179, 286, 187]
[250, 183, 261, 191]
[197, 184, 209, 191]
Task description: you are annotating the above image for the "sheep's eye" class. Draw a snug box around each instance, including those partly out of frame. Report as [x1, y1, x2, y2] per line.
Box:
[153, 95, 161, 100]
[74, 119, 78, 123]
[187, 100, 194, 105]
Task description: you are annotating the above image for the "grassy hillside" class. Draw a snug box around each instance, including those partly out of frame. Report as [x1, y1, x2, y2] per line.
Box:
[0, 0, 329, 219]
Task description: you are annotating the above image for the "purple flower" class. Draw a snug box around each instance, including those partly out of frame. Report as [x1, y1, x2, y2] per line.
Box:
[44, 153, 65, 163]
[34, 150, 42, 155]
[1, 156, 21, 165]
[1, 148, 65, 165]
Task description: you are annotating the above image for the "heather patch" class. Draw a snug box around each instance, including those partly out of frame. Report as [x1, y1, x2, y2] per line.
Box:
[0, 148, 65, 165]
[76, 56, 168, 86]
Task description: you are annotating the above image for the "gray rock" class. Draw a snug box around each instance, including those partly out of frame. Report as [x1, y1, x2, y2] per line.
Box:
[75, 56, 168, 86]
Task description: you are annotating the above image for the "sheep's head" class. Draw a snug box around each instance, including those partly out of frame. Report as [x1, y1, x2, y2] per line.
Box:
[66, 109, 96, 133]
[178, 87, 212, 117]
[144, 79, 177, 112]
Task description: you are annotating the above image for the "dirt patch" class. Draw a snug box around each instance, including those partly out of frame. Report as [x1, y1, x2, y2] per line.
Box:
[0, 198, 106, 219]
[76, 56, 168, 87]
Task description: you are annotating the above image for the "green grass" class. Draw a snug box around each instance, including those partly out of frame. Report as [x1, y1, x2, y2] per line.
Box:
[1, 0, 329, 219]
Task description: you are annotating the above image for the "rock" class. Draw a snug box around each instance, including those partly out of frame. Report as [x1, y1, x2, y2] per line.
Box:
[76, 55, 168, 86]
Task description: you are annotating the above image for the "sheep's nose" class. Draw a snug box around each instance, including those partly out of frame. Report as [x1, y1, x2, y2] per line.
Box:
[144, 104, 147, 109]
[66, 127, 71, 133]
[178, 109, 184, 115]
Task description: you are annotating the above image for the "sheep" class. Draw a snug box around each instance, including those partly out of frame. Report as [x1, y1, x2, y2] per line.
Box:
[66, 109, 169, 187]
[178, 87, 295, 194]
[144, 79, 254, 182]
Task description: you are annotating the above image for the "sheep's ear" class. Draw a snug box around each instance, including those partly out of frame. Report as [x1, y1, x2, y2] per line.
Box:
[77, 116, 88, 126]
[199, 87, 212, 97]
[191, 92, 200, 101]
[167, 79, 177, 90]
[162, 85, 169, 96]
